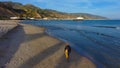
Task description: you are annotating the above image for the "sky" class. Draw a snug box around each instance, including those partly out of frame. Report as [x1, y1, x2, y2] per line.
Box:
[1, 0, 120, 19]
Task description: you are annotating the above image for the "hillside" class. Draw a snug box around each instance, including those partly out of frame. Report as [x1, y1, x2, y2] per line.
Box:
[0, 1, 107, 20]
[0, 2, 25, 19]
[70, 13, 108, 20]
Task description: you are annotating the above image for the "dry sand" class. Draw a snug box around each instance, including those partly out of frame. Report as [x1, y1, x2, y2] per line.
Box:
[0, 20, 18, 37]
[0, 23, 96, 68]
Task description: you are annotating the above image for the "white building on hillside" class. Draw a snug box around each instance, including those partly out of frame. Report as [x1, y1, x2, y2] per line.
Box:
[76, 17, 84, 20]
[10, 17, 20, 20]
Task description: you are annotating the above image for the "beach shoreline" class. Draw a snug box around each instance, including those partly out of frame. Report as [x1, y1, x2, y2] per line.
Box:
[0, 21, 96, 68]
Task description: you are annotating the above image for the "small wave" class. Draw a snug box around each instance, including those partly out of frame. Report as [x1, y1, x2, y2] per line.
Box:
[93, 26, 116, 29]
[116, 27, 120, 30]
[93, 26, 120, 30]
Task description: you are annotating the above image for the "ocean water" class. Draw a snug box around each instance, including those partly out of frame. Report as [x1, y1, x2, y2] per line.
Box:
[22, 20, 120, 68]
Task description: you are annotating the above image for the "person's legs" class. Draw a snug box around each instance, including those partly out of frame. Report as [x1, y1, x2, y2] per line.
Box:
[65, 49, 69, 62]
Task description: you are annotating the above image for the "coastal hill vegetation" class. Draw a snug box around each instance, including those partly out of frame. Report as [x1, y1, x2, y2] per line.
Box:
[0, 1, 107, 20]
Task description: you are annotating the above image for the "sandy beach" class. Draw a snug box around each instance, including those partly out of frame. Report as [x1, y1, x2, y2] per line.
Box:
[0, 22, 96, 68]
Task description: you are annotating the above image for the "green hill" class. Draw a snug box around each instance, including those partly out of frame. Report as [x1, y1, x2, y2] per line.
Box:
[0, 1, 108, 20]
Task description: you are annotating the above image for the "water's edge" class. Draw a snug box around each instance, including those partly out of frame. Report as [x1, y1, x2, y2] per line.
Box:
[45, 29, 106, 68]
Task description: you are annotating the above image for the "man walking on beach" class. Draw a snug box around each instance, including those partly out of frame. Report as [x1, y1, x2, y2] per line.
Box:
[64, 43, 71, 62]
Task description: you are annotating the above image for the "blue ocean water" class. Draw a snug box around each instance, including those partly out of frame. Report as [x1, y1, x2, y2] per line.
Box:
[22, 20, 120, 68]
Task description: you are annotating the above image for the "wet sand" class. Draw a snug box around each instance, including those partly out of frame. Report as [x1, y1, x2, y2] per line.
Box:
[0, 23, 96, 68]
